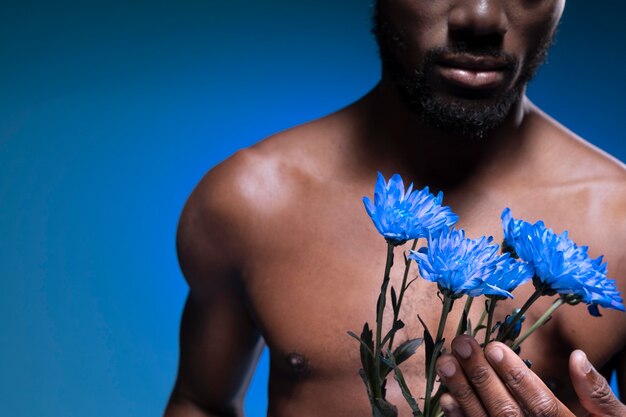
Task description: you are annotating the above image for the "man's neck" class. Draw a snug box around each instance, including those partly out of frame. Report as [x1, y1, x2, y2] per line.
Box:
[357, 79, 530, 191]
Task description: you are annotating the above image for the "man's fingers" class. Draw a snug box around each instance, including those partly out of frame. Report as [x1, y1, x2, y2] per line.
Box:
[484, 342, 574, 417]
[436, 354, 488, 417]
[569, 350, 626, 416]
[440, 393, 465, 417]
[450, 335, 522, 417]
[437, 335, 520, 417]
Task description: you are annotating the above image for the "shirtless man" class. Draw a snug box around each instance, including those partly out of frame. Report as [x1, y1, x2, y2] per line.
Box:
[164, 1, 626, 416]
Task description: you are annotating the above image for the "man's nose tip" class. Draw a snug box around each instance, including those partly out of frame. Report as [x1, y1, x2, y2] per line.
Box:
[448, 0, 509, 37]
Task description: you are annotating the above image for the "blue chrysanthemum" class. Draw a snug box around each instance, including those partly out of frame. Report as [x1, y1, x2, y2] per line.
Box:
[408, 228, 506, 298]
[501, 309, 525, 341]
[501, 208, 526, 257]
[467, 256, 533, 299]
[578, 256, 624, 316]
[501, 208, 624, 315]
[363, 172, 458, 245]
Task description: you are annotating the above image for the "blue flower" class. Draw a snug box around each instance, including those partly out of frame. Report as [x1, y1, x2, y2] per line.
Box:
[501, 208, 526, 257]
[501, 208, 624, 315]
[408, 228, 505, 298]
[501, 309, 525, 341]
[579, 257, 624, 316]
[586, 279, 624, 316]
[467, 256, 533, 299]
[363, 173, 458, 245]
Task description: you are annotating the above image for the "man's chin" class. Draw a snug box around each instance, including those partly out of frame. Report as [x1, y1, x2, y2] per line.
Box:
[406, 88, 523, 138]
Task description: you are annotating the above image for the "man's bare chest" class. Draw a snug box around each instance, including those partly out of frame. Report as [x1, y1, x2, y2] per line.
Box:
[238, 183, 623, 410]
[244, 236, 615, 387]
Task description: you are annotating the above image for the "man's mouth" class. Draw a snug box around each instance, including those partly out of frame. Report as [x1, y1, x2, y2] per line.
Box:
[435, 54, 511, 92]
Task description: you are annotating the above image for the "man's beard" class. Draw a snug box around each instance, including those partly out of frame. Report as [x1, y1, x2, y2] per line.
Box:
[373, 14, 555, 137]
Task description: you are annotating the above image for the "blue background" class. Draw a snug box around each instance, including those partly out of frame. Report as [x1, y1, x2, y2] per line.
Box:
[1, 1, 623, 416]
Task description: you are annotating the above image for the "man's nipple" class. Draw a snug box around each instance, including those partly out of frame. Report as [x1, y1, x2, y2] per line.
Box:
[286, 352, 310, 376]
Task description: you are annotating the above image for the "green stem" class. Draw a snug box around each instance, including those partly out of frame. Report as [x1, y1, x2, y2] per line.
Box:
[424, 295, 454, 417]
[436, 297, 454, 343]
[473, 307, 487, 337]
[483, 298, 498, 347]
[455, 296, 474, 337]
[429, 384, 446, 417]
[496, 286, 543, 342]
[388, 239, 419, 350]
[510, 297, 564, 351]
[373, 243, 395, 399]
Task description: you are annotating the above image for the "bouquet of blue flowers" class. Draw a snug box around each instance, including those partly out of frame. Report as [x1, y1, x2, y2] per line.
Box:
[349, 173, 624, 417]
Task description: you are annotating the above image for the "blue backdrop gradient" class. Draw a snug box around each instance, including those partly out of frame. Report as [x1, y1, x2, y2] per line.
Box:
[1, 1, 623, 416]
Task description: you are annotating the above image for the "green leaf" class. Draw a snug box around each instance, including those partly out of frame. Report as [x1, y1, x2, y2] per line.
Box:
[459, 308, 468, 335]
[361, 323, 374, 352]
[418, 315, 434, 379]
[374, 398, 398, 417]
[393, 338, 424, 365]
[466, 318, 473, 336]
[380, 354, 393, 366]
[358, 323, 375, 387]
[434, 339, 446, 356]
[376, 277, 390, 318]
[473, 324, 487, 334]
[359, 368, 376, 410]
[431, 338, 446, 367]
[382, 320, 405, 347]
[347, 331, 374, 357]
[418, 315, 434, 357]
[379, 352, 392, 380]
[391, 286, 398, 313]
[493, 321, 502, 334]
[430, 384, 448, 414]
[376, 292, 384, 319]
[386, 351, 422, 416]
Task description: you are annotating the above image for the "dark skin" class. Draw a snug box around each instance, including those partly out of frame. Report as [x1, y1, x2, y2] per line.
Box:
[164, 0, 626, 416]
[436, 336, 626, 417]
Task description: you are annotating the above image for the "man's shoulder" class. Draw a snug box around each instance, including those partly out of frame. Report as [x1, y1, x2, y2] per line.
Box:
[180, 142, 293, 242]
[520, 109, 624, 228]
[176, 139, 297, 285]
[192, 103, 362, 214]
[523, 106, 626, 263]
[180, 115, 343, 245]
[528, 106, 626, 187]
[523, 109, 626, 341]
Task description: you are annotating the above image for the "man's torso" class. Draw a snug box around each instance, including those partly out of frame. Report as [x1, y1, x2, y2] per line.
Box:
[190, 95, 626, 416]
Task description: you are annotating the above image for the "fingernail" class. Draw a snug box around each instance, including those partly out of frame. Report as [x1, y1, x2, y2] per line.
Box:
[437, 361, 456, 378]
[453, 339, 472, 359]
[576, 350, 593, 374]
[440, 399, 457, 414]
[441, 403, 455, 414]
[487, 346, 504, 363]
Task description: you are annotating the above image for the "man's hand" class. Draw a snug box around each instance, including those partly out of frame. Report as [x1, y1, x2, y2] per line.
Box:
[435, 335, 626, 417]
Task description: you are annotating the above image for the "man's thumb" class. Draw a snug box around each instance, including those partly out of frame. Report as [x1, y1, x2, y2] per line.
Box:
[569, 350, 625, 416]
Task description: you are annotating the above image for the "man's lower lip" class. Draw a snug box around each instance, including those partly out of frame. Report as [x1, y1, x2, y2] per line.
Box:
[438, 66, 506, 90]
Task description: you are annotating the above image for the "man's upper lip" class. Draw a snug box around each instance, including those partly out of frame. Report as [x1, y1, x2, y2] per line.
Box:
[438, 54, 509, 71]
